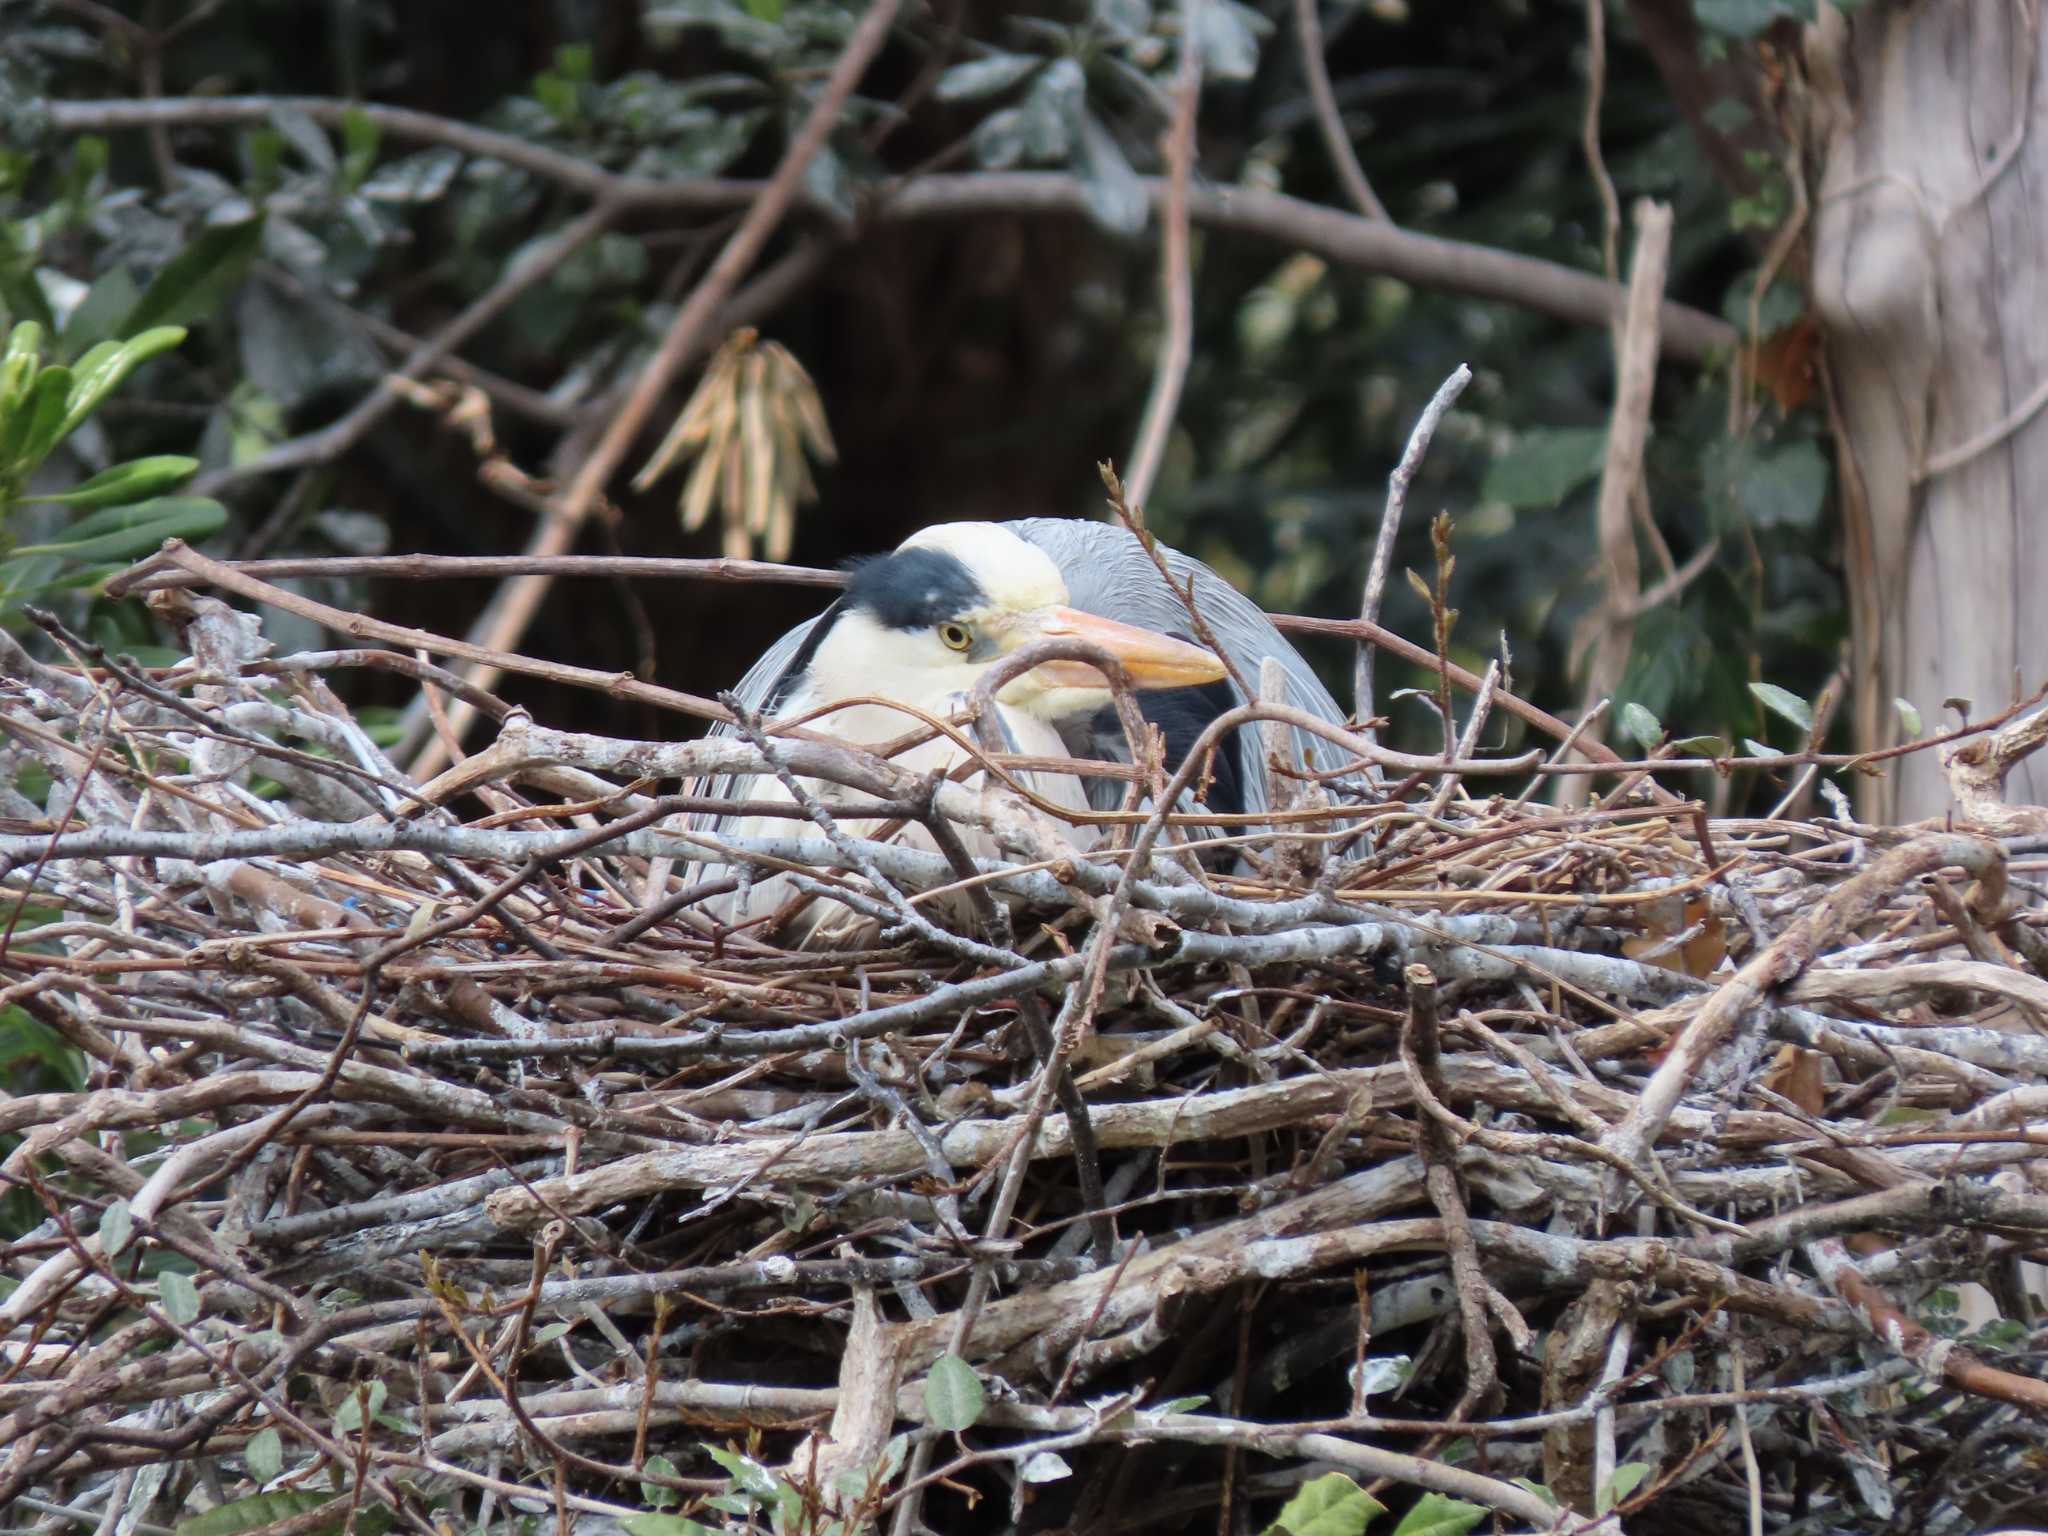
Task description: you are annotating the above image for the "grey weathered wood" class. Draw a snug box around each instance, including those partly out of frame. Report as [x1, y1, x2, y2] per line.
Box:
[1809, 1, 2048, 820]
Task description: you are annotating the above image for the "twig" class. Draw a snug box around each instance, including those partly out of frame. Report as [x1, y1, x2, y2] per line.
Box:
[1293, 0, 1390, 221]
[139, 539, 726, 720]
[1579, 0, 1622, 296]
[1568, 199, 1673, 805]
[52, 100, 1740, 358]
[1355, 366, 1471, 751]
[1121, 0, 1202, 511]
[108, 552, 848, 597]
[1804, 1236, 2048, 1410]
[1399, 965, 1500, 1418]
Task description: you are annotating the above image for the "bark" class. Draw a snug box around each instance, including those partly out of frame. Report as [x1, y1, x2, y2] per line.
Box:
[1806, 0, 2048, 821]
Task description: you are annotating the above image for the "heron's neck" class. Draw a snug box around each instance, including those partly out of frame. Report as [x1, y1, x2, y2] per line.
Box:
[793, 610, 973, 743]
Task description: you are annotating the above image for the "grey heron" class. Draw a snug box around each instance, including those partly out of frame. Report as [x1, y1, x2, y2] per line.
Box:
[691, 519, 1358, 938]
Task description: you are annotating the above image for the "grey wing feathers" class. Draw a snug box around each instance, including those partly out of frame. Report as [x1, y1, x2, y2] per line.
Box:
[687, 614, 820, 838]
[1008, 518, 1360, 813]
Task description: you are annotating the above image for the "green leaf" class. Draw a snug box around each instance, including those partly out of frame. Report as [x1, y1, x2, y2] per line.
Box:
[176, 1492, 338, 1536]
[1387, 1493, 1486, 1536]
[1349, 1355, 1410, 1401]
[12, 495, 227, 562]
[1895, 697, 1923, 737]
[244, 127, 286, 194]
[643, 0, 786, 58]
[98, 1197, 132, 1257]
[1597, 1461, 1651, 1514]
[1740, 439, 1829, 530]
[246, 1425, 283, 1484]
[1019, 57, 1083, 159]
[1974, 1316, 2028, 1347]
[1619, 701, 1662, 752]
[0, 258, 57, 340]
[1195, 0, 1269, 79]
[1693, 0, 1814, 37]
[534, 70, 580, 123]
[802, 143, 855, 226]
[934, 52, 1038, 101]
[158, 1269, 201, 1324]
[1749, 681, 1814, 734]
[339, 106, 381, 191]
[121, 219, 264, 335]
[268, 105, 335, 175]
[25, 455, 196, 508]
[621, 1519, 717, 1536]
[333, 1380, 386, 1433]
[1741, 737, 1774, 757]
[1263, 1471, 1385, 1536]
[1670, 735, 1730, 757]
[1094, 0, 1152, 38]
[2, 364, 73, 477]
[556, 42, 595, 81]
[59, 267, 143, 357]
[1509, 1478, 1557, 1507]
[702, 1444, 780, 1498]
[1718, 272, 1805, 334]
[1076, 114, 1147, 236]
[1481, 427, 1606, 509]
[1020, 1451, 1072, 1482]
[0, 1011, 81, 1097]
[1151, 1395, 1210, 1414]
[0, 553, 65, 608]
[359, 147, 460, 203]
[640, 1453, 680, 1508]
[0, 320, 40, 420]
[59, 325, 188, 441]
[971, 107, 1030, 169]
[3, 320, 41, 367]
[924, 1352, 986, 1431]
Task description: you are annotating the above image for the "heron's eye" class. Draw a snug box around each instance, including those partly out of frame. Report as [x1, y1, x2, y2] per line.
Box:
[937, 621, 973, 652]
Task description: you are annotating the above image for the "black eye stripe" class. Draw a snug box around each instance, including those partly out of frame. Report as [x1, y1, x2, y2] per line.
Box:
[843, 547, 988, 630]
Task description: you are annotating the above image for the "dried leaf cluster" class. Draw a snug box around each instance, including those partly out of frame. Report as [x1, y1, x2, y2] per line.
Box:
[635, 328, 836, 562]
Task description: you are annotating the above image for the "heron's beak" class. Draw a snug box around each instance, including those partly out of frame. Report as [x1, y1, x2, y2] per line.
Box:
[1025, 607, 1227, 690]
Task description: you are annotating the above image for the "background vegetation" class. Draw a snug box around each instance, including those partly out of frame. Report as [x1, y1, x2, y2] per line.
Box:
[0, 0, 1833, 779]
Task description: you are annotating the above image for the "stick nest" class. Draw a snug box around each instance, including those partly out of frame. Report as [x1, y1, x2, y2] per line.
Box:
[3, 577, 2047, 1536]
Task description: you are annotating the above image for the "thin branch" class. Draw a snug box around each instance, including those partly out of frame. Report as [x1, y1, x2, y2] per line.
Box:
[51, 99, 1738, 360]
[1121, 0, 1203, 511]
[1581, 0, 1623, 295]
[1355, 365, 1471, 744]
[1293, 0, 1390, 221]
[1400, 964, 1500, 1417]
[882, 174, 1736, 360]
[1564, 197, 1673, 809]
[47, 96, 748, 210]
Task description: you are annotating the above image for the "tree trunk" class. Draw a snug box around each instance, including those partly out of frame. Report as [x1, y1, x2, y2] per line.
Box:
[1807, 1, 2048, 822]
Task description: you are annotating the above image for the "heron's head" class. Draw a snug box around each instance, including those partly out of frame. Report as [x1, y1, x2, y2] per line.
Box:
[819, 522, 1225, 720]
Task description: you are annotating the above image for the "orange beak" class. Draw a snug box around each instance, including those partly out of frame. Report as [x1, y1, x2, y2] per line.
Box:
[1025, 607, 1227, 691]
